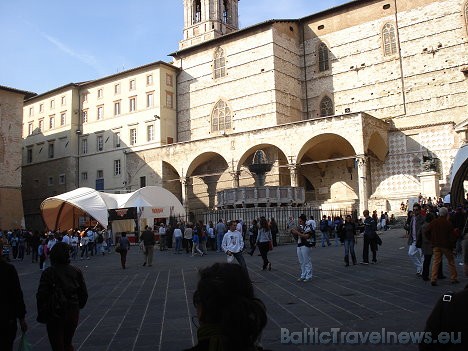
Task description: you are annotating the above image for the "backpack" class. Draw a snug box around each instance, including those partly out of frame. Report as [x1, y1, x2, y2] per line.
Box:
[320, 220, 328, 231]
[304, 224, 316, 247]
[37, 269, 68, 323]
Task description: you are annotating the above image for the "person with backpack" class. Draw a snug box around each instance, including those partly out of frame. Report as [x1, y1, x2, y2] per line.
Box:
[319, 215, 331, 247]
[36, 242, 88, 351]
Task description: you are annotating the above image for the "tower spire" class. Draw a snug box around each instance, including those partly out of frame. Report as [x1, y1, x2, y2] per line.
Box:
[180, 0, 240, 49]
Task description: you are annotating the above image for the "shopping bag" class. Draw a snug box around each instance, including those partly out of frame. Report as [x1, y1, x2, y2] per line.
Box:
[227, 254, 235, 263]
[17, 334, 32, 351]
[408, 244, 418, 256]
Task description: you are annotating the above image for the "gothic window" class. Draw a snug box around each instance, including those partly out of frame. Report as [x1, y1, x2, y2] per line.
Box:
[222, 0, 230, 24]
[319, 96, 334, 117]
[193, 0, 201, 24]
[211, 100, 232, 132]
[382, 23, 397, 56]
[0, 136, 4, 163]
[465, 2, 468, 34]
[318, 43, 329, 72]
[213, 47, 226, 79]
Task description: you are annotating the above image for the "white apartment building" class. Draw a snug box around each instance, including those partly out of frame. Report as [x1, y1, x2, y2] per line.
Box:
[22, 62, 178, 229]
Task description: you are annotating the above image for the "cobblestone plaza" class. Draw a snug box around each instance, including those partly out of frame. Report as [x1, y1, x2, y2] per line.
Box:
[11, 227, 467, 350]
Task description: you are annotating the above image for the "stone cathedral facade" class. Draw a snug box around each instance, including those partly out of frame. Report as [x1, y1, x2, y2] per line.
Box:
[21, 0, 468, 229]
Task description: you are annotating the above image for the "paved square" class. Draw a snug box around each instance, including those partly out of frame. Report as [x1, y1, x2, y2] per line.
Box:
[12, 227, 466, 350]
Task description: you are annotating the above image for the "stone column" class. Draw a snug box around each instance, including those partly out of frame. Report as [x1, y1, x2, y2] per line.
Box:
[356, 155, 369, 215]
[418, 171, 440, 198]
[288, 164, 298, 187]
[230, 170, 240, 188]
[180, 177, 191, 216]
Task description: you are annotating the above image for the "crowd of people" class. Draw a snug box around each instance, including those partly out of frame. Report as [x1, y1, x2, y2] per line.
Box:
[1, 195, 467, 351]
[405, 200, 468, 285]
[0, 226, 112, 268]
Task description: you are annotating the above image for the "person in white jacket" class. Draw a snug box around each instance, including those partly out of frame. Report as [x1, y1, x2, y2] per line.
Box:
[222, 220, 248, 275]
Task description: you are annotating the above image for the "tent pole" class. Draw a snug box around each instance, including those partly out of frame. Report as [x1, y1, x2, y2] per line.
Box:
[54, 202, 66, 231]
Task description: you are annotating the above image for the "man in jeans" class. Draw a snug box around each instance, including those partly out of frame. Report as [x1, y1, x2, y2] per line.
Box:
[425, 207, 459, 286]
[215, 219, 226, 253]
[361, 209, 378, 265]
[140, 226, 155, 266]
[222, 220, 248, 276]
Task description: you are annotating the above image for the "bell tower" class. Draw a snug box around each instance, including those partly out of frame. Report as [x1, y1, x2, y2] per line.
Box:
[180, 0, 239, 49]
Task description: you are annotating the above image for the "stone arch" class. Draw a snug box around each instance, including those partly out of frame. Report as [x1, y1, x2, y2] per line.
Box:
[161, 161, 182, 203]
[237, 144, 290, 187]
[185, 151, 230, 212]
[297, 133, 358, 207]
[366, 131, 388, 161]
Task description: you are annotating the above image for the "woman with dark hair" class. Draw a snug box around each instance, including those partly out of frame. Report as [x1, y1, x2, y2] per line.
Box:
[186, 263, 268, 351]
[36, 242, 88, 351]
[256, 216, 272, 271]
[118, 232, 130, 269]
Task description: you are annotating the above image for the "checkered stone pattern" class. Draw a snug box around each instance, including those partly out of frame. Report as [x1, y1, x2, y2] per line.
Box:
[418, 126, 455, 182]
[371, 153, 420, 196]
[372, 126, 457, 197]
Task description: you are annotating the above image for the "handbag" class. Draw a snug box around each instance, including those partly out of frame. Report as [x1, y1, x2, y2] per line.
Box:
[268, 241, 273, 251]
[376, 234, 382, 246]
[115, 243, 121, 253]
[227, 254, 235, 263]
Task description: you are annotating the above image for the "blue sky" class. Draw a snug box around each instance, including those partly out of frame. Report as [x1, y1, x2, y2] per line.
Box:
[0, 0, 349, 94]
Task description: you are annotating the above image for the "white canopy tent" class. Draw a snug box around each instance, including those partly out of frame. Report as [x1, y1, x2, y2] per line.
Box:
[40, 186, 186, 230]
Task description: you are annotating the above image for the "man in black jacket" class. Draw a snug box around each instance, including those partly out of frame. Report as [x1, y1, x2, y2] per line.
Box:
[0, 241, 28, 351]
[140, 225, 155, 266]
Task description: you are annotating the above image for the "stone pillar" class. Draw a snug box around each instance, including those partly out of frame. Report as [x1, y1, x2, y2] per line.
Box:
[288, 164, 298, 187]
[230, 170, 240, 188]
[356, 155, 369, 215]
[180, 177, 191, 216]
[418, 171, 440, 198]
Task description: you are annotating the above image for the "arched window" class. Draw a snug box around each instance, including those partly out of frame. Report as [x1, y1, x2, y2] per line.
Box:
[320, 96, 334, 117]
[382, 23, 397, 56]
[211, 100, 232, 132]
[213, 47, 226, 79]
[193, 0, 201, 24]
[318, 43, 330, 72]
[465, 2, 468, 34]
[222, 0, 230, 24]
[0, 135, 5, 163]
